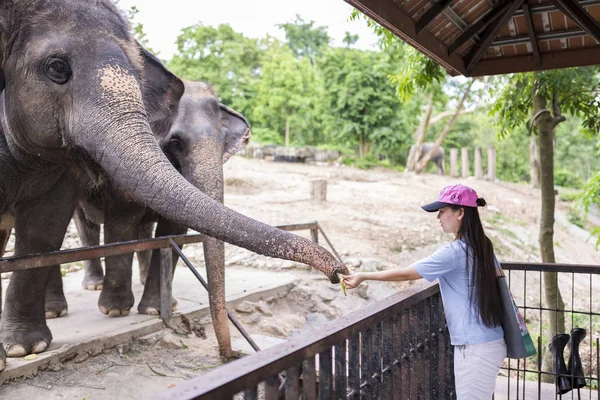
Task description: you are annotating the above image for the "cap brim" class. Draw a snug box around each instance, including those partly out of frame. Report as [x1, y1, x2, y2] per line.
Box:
[421, 201, 450, 212]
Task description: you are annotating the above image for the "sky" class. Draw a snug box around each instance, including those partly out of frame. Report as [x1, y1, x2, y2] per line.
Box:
[117, 0, 380, 60]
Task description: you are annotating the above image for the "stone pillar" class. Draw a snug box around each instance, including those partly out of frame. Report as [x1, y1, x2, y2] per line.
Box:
[450, 148, 458, 177]
[487, 147, 497, 182]
[474, 147, 483, 179]
[461, 147, 470, 178]
[310, 179, 327, 202]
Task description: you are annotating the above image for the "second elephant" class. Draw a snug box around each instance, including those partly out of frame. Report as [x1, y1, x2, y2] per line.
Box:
[409, 142, 445, 175]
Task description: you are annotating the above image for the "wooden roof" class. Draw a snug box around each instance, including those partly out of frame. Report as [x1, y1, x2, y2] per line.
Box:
[345, 0, 600, 76]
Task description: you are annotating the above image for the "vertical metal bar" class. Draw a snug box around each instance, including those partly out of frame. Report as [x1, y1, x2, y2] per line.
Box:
[335, 340, 347, 400]
[371, 322, 382, 399]
[285, 365, 301, 400]
[523, 270, 527, 400]
[244, 387, 258, 400]
[360, 328, 372, 399]
[264, 375, 280, 400]
[348, 335, 360, 399]
[508, 268, 512, 400]
[160, 247, 173, 326]
[540, 270, 543, 398]
[381, 319, 394, 400]
[516, 358, 520, 400]
[302, 357, 317, 400]
[596, 337, 599, 400]
[320, 347, 333, 400]
[392, 314, 402, 400]
[310, 227, 319, 244]
[538, 336, 542, 400]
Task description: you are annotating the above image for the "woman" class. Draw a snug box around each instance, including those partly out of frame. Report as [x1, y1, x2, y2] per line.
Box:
[343, 183, 506, 400]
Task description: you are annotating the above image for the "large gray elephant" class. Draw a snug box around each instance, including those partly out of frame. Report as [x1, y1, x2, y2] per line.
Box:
[67, 81, 249, 359]
[0, 0, 347, 362]
[409, 142, 445, 175]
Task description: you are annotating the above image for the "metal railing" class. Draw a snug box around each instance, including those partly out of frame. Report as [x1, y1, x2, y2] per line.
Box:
[499, 262, 600, 400]
[150, 282, 455, 400]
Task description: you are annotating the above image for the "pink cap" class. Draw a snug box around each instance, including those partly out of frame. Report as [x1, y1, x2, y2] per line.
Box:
[422, 184, 479, 212]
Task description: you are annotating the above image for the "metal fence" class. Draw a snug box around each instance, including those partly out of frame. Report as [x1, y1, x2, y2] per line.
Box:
[150, 282, 455, 400]
[498, 262, 600, 400]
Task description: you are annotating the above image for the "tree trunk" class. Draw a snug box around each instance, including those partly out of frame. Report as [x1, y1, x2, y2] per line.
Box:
[406, 94, 434, 172]
[285, 117, 290, 147]
[358, 134, 364, 158]
[533, 87, 567, 382]
[530, 133, 540, 188]
[415, 79, 475, 174]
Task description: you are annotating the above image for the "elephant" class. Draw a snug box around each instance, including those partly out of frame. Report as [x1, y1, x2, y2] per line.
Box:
[0, 0, 347, 362]
[67, 81, 249, 359]
[409, 142, 445, 175]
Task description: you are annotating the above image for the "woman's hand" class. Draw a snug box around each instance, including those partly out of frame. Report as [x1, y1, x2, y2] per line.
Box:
[342, 273, 365, 290]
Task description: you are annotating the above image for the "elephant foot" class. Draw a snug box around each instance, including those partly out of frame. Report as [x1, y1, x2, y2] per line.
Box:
[45, 293, 68, 319]
[98, 289, 134, 317]
[82, 274, 104, 291]
[0, 346, 5, 372]
[0, 321, 52, 357]
[137, 295, 178, 315]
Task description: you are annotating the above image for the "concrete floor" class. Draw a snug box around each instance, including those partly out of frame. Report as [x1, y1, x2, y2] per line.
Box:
[0, 262, 295, 384]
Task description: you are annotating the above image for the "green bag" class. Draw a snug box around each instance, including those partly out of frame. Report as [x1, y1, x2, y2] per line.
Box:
[497, 275, 537, 359]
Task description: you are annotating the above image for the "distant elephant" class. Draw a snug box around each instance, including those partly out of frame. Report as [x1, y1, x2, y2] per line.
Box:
[409, 142, 445, 175]
[67, 81, 249, 358]
[0, 0, 347, 362]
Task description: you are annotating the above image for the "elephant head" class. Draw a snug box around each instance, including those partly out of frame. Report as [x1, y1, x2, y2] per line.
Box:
[0, 0, 347, 282]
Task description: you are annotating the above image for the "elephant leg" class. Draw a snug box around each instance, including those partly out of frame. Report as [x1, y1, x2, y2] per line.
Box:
[136, 220, 154, 285]
[97, 202, 143, 317]
[138, 218, 184, 315]
[203, 235, 231, 359]
[73, 206, 104, 290]
[0, 173, 77, 357]
[44, 266, 68, 319]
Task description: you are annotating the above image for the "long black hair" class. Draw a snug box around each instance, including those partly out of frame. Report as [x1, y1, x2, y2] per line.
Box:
[450, 198, 502, 328]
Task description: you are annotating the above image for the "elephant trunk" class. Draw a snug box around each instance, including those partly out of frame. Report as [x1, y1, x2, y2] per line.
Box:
[76, 68, 346, 282]
[184, 143, 230, 358]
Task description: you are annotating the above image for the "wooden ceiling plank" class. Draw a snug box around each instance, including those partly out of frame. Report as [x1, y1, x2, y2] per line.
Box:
[447, 0, 512, 55]
[550, 0, 600, 42]
[344, 0, 466, 75]
[416, 0, 454, 33]
[464, 0, 525, 73]
[523, 1, 541, 65]
[470, 45, 600, 76]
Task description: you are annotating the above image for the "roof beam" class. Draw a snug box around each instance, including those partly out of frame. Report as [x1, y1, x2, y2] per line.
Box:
[513, 0, 600, 17]
[464, 0, 525, 73]
[344, 0, 466, 75]
[470, 46, 600, 76]
[448, 0, 512, 55]
[492, 28, 587, 46]
[523, 1, 541, 66]
[416, 0, 454, 33]
[550, 0, 600, 42]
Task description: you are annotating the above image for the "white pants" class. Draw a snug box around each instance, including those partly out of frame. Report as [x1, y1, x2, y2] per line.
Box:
[454, 338, 507, 400]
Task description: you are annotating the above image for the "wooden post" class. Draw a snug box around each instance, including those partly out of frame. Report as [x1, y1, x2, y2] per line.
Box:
[160, 247, 173, 327]
[474, 147, 483, 179]
[461, 147, 470, 178]
[487, 146, 497, 182]
[450, 148, 458, 177]
[310, 179, 327, 203]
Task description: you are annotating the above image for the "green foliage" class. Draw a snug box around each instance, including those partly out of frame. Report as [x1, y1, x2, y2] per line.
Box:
[251, 127, 284, 145]
[276, 15, 330, 62]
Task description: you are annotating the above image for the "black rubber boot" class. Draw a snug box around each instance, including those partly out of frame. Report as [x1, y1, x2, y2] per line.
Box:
[567, 328, 587, 389]
[549, 333, 572, 395]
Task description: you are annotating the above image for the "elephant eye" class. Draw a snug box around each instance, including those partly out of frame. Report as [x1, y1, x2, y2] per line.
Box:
[44, 57, 72, 85]
[168, 137, 184, 152]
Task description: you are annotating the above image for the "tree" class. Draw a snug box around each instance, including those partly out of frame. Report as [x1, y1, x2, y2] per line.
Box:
[492, 67, 600, 379]
[251, 38, 321, 147]
[276, 14, 330, 63]
[168, 24, 261, 117]
[319, 47, 399, 158]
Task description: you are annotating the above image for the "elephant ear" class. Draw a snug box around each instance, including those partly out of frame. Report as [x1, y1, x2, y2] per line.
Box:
[220, 104, 251, 164]
[138, 43, 184, 136]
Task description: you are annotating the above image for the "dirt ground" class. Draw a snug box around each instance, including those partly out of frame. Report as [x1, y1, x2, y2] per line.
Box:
[1, 155, 599, 398]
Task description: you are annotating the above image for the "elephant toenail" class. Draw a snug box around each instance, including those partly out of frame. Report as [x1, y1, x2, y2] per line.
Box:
[32, 341, 48, 353]
[97, 284, 103, 290]
[145, 307, 159, 315]
[0, 358, 5, 371]
[86, 285, 96, 291]
[7, 345, 27, 357]
[121, 309, 130, 316]
[108, 309, 121, 317]
[45, 311, 58, 319]
[59, 309, 67, 317]
[99, 306, 108, 315]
